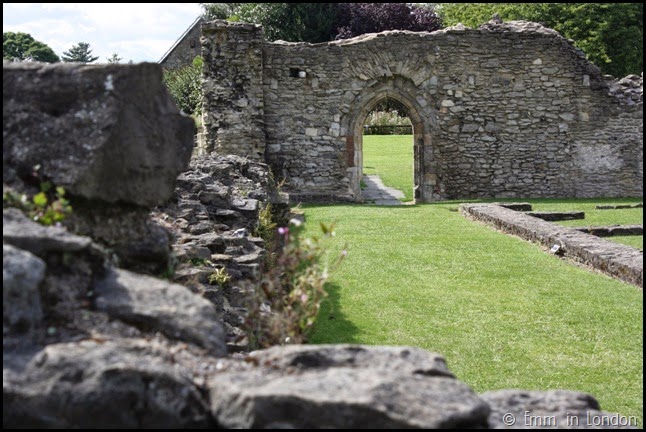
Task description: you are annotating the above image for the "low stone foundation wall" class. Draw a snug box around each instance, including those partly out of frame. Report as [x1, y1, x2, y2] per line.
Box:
[574, 225, 643, 237]
[460, 203, 643, 287]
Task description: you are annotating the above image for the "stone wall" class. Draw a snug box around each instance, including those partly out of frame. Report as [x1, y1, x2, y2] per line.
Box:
[3, 60, 637, 429]
[202, 19, 643, 203]
[202, 21, 266, 160]
[160, 18, 203, 70]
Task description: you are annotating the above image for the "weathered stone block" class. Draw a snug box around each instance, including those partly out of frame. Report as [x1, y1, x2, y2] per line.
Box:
[3, 62, 195, 207]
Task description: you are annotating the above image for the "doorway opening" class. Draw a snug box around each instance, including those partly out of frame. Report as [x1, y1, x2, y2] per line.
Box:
[361, 97, 414, 204]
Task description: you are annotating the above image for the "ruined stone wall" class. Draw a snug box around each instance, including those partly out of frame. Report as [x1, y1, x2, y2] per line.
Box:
[3, 59, 638, 430]
[202, 21, 266, 160]
[203, 20, 643, 202]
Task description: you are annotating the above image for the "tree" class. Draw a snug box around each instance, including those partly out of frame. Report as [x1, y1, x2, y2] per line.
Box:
[335, 3, 442, 39]
[203, 3, 338, 43]
[437, 3, 643, 77]
[106, 53, 122, 64]
[201, 3, 442, 43]
[243, 3, 338, 42]
[3, 31, 59, 63]
[62, 42, 99, 63]
[201, 3, 243, 20]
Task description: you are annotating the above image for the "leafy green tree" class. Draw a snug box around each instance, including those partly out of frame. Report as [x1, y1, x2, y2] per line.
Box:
[202, 3, 338, 42]
[201, 3, 243, 20]
[3, 31, 59, 63]
[163, 56, 204, 116]
[437, 3, 643, 77]
[106, 53, 122, 64]
[62, 42, 99, 63]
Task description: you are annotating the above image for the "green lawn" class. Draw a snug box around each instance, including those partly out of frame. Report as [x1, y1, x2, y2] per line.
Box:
[529, 199, 643, 251]
[362, 134, 414, 201]
[610, 236, 643, 250]
[361, 135, 643, 250]
[302, 201, 643, 426]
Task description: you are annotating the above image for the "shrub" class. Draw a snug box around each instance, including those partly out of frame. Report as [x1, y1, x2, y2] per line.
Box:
[364, 110, 412, 135]
[335, 3, 442, 40]
[365, 110, 411, 126]
[162, 56, 203, 116]
[242, 219, 345, 349]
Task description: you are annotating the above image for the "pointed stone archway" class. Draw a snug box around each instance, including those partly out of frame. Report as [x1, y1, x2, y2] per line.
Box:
[203, 21, 643, 202]
[341, 76, 440, 203]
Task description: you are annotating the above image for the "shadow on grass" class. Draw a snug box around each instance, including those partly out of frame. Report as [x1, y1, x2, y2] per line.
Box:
[309, 282, 361, 344]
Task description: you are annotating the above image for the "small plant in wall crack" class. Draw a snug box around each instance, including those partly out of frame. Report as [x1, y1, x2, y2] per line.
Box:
[189, 257, 211, 267]
[256, 203, 278, 244]
[209, 267, 231, 288]
[242, 218, 346, 350]
[3, 179, 72, 226]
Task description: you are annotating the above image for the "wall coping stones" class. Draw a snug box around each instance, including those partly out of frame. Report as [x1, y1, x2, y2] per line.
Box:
[596, 203, 643, 210]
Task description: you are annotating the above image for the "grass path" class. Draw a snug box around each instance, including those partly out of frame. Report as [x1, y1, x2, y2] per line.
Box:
[302, 200, 643, 425]
[362, 134, 414, 201]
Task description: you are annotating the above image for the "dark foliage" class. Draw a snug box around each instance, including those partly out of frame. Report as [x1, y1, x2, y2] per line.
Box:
[335, 3, 442, 40]
[201, 3, 441, 42]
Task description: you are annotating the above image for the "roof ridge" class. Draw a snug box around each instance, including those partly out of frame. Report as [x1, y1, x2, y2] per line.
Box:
[159, 15, 203, 64]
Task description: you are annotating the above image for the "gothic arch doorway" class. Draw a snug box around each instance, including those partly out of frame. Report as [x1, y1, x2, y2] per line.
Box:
[342, 78, 438, 203]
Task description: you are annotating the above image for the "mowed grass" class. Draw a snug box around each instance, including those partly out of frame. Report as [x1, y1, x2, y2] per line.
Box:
[362, 134, 414, 201]
[302, 201, 643, 426]
[530, 199, 643, 251]
[362, 134, 643, 250]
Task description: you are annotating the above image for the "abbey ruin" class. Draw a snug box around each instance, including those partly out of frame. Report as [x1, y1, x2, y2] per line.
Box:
[3, 16, 642, 427]
[201, 20, 642, 203]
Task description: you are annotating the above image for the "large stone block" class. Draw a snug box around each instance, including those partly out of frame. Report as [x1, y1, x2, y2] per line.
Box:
[3, 244, 45, 333]
[209, 344, 490, 428]
[94, 268, 227, 357]
[3, 339, 212, 428]
[3, 61, 194, 207]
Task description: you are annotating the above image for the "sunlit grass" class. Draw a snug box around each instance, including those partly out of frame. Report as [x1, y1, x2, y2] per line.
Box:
[531, 199, 643, 250]
[302, 199, 642, 426]
[362, 134, 414, 201]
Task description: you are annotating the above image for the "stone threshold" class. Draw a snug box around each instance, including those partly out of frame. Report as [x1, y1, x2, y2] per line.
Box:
[460, 203, 642, 288]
